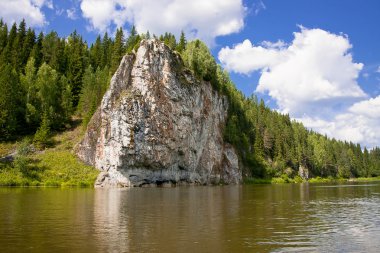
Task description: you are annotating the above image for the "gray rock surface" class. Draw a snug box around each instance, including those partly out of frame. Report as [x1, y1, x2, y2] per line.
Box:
[76, 39, 241, 187]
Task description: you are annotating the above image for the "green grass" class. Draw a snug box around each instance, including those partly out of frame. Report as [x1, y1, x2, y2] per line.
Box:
[244, 175, 380, 185]
[348, 176, 380, 182]
[244, 178, 272, 184]
[0, 120, 99, 187]
[244, 175, 306, 184]
[0, 142, 17, 157]
[31, 150, 98, 187]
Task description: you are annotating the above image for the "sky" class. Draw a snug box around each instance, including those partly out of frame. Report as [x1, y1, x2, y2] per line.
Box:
[1, 0, 380, 148]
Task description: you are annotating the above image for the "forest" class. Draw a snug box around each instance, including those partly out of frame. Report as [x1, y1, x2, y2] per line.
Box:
[0, 19, 379, 183]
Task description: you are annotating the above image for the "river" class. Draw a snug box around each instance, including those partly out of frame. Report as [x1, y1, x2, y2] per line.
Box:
[1, 182, 380, 252]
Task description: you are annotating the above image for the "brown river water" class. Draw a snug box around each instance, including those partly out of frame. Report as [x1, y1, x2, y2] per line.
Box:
[1, 182, 380, 252]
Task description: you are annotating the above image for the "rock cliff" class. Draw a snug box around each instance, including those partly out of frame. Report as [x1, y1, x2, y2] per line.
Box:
[76, 39, 241, 187]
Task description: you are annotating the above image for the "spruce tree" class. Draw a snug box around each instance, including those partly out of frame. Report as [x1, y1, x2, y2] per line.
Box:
[0, 21, 8, 54]
[176, 31, 186, 53]
[0, 64, 21, 139]
[30, 32, 43, 68]
[65, 31, 84, 107]
[111, 27, 124, 73]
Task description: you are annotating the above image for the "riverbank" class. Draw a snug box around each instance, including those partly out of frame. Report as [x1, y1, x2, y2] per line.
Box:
[244, 176, 380, 185]
[0, 121, 98, 187]
[2, 122, 379, 187]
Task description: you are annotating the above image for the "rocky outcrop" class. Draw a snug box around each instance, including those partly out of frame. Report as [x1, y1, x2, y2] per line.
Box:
[76, 39, 241, 187]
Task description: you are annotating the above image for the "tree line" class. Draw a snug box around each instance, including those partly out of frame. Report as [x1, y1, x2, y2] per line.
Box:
[0, 20, 142, 146]
[0, 19, 379, 178]
[179, 39, 380, 179]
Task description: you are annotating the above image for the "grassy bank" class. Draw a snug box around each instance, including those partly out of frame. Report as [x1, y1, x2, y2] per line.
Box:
[0, 121, 98, 187]
[244, 175, 380, 185]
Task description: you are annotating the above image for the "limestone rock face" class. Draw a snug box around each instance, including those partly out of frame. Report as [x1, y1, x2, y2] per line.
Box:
[76, 39, 241, 187]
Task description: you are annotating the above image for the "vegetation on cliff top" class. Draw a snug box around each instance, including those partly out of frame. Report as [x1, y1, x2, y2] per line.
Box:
[0, 19, 379, 186]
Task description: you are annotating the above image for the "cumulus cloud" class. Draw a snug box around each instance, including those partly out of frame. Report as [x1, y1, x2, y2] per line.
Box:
[80, 0, 246, 43]
[0, 0, 52, 26]
[377, 66, 380, 73]
[219, 27, 380, 148]
[301, 98, 380, 148]
[219, 28, 366, 115]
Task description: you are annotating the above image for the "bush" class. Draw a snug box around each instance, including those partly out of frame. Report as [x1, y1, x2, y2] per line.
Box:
[181, 40, 217, 84]
[33, 114, 50, 149]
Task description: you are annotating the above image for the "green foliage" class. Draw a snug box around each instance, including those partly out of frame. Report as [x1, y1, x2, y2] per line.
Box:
[21, 57, 39, 127]
[177, 33, 380, 180]
[36, 63, 61, 126]
[110, 27, 125, 74]
[65, 31, 85, 107]
[0, 149, 98, 187]
[33, 112, 50, 149]
[33, 150, 98, 187]
[78, 65, 110, 127]
[125, 25, 141, 53]
[0, 64, 22, 139]
[0, 19, 379, 182]
[176, 31, 187, 53]
[0, 122, 98, 187]
[60, 75, 73, 123]
[182, 40, 217, 84]
[160, 32, 177, 49]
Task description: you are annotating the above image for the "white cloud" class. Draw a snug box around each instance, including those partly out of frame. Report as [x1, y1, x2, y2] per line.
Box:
[377, 66, 380, 73]
[44, 0, 53, 9]
[0, 0, 52, 26]
[301, 99, 380, 148]
[80, 0, 246, 43]
[66, 8, 77, 20]
[260, 40, 287, 49]
[218, 27, 380, 148]
[349, 96, 380, 118]
[219, 28, 366, 116]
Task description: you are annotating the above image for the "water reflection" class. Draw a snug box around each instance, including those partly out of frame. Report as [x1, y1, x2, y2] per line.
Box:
[0, 182, 380, 252]
[93, 186, 242, 252]
[93, 189, 130, 252]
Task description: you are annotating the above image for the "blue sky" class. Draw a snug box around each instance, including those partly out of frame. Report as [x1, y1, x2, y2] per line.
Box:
[1, 0, 380, 147]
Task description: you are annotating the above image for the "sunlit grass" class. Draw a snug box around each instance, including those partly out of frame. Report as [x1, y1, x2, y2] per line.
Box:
[245, 175, 380, 185]
[31, 150, 98, 187]
[0, 142, 17, 157]
[349, 176, 380, 182]
[0, 119, 99, 187]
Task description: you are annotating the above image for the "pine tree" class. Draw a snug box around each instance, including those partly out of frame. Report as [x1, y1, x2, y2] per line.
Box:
[42, 31, 61, 70]
[0, 64, 21, 139]
[12, 19, 27, 69]
[101, 32, 112, 68]
[90, 35, 103, 69]
[0, 20, 8, 54]
[65, 31, 85, 107]
[21, 28, 36, 69]
[176, 31, 186, 53]
[33, 111, 50, 149]
[79, 65, 110, 127]
[60, 75, 73, 123]
[125, 25, 140, 53]
[111, 27, 125, 73]
[30, 32, 43, 68]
